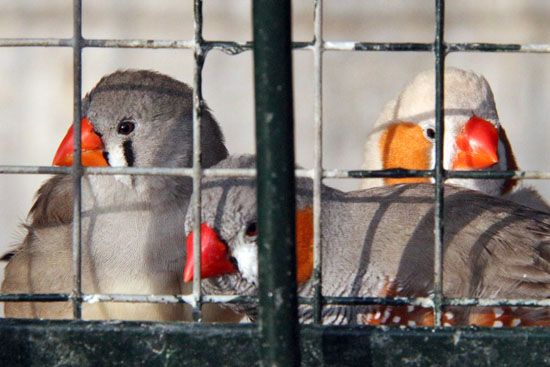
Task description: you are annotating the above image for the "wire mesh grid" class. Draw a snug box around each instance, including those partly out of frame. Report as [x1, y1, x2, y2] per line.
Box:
[0, 0, 549, 329]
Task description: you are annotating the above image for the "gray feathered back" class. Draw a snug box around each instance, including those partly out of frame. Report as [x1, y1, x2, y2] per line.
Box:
[188, 155, 550, 325]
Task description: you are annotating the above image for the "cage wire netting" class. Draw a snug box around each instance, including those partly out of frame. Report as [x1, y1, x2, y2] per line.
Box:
[0, 1, 549, 365]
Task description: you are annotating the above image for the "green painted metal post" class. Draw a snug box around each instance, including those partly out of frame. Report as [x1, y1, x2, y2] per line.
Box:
[253, 0, 300, 366]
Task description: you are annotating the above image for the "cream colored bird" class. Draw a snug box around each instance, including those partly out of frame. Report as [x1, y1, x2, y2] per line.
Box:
[183, 155, 550, 327]
[2, 70, 240, 322]
[361, 68, 549, 212]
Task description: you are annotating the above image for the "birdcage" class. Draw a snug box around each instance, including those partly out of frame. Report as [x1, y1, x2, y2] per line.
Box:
[0, 1, 549, 365]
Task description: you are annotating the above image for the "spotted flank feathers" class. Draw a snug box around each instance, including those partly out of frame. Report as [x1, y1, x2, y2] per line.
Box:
[361, 306, 549, 327]
[358, 280, 549, 327]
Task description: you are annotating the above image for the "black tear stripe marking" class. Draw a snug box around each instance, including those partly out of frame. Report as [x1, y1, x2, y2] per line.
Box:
[123, 140, 135, 167]
[102, 151, 110, 165]
[0, 252, 14, 261]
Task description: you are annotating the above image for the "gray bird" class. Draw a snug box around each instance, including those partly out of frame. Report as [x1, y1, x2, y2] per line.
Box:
[2, 70, 240, 322]
[184, 155, 550, 326]
[361, 68, 549, 212]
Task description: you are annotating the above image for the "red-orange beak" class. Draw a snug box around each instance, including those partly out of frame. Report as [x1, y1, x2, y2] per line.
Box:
[452, 115, 499, 170]
[52, 117, 108, 167]
[183, 223, 237, 282]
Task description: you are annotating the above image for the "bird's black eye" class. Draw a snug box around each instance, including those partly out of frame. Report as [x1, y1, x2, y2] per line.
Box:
[117, 119, 135, 135]
[245, 222, 258, 238]
[425, 128, 435, 140]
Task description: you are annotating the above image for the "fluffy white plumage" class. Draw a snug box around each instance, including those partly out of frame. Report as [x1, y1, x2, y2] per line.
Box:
[232, 231, 258, 285]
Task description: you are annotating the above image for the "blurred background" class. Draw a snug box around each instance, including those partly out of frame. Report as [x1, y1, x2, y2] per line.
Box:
[0, 0, 548, 261]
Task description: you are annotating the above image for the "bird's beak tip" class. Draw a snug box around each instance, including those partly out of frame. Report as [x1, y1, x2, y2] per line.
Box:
[184, 223, 237, 282]
[452, 115, 499, 170]
[52, 117, 108, 167]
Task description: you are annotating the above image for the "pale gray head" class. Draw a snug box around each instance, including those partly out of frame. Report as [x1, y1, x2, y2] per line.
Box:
[362, 67, 518, 196]
[183, 155, 312, 316]
[184, 155, 259, 314]
[82, 70, 228, 191]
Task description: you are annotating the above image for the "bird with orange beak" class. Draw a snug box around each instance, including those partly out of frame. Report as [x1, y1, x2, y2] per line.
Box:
[362, 68, 549, 212]
[2, 70, 241, 322]
[183, 155, 550, 326]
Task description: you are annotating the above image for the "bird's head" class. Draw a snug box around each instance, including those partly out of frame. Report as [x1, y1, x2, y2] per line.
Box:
[182, 155, 314, 312]
[363, 67, 517, 195]
[52, 70, 228, 188]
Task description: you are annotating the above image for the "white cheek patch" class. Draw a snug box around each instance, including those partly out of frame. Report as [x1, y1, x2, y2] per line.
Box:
[422, 116, 465, 171]
[232, 235, 258, 286]
[107, 143, 127, 167]
[442, 131, 456, 170]
[442, 117, 464, 171]
[106, 143, 133, 187]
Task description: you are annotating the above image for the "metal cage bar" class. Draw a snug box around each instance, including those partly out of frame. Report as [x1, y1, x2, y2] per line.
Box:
[0, 3, 549, 361]
[191, 0, 204, 323]
[2, 292, 550, 309]
[70, 0, 84, 320]
[2, 165, 550, 180]
[253, 0, 300, 365]
[0, 0, 548, 335]
[312, 0, 324, 325]
[432, 0, 446, 328]
[2, 38, 550, 54]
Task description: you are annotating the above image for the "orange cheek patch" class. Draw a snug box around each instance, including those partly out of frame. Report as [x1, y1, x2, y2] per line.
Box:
[295, 207, 314, 285]
[379, 122, 431, 185]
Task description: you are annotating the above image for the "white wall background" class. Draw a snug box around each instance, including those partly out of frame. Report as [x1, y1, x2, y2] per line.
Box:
[0, 1, 548, 260]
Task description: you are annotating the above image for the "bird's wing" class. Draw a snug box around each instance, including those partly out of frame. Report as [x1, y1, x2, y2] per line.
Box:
[504, 186, 550, 213]
[1, 175, 73, 261]
[29, 174, 74, 227]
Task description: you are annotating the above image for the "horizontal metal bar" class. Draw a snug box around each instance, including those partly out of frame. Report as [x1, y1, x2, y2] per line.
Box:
[0, 166, 256, 177]
[445, 170, 550, 179]
[319, 297, 550, 308]
[0, 166, 71, 174]
[205, 41, 310, 54]
[82, 39, 310, 54]
[448, 43, 550, 53]
[201, 295, 256, 303]
[324, 41, 433, 52]
[2, 320, 550, 366]
[445, 298, 550, 307]
[85, 38, 194, 49]
[337, 169, 550, 180]
[82, 294, 188, 304]
[319, 296, 434, 307]
[1, 38, 549, 54]
[345, 169, 434, 179]
[2, 165, 549, 180]
[0, 38, 74, 47]
[325, 42, 550, 53]
[0, 294, 71, 302]
[0, 38, 304, 54]
[2, 292, 548, 308]
[0, 293, 254, 306]
[0, 38, 192, 49]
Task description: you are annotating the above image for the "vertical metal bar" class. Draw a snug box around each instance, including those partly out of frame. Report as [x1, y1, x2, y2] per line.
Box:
[192, 0, 204, 322]
[253, 0, 300, 366]
[433, 0, 446, 327]
[71, 0, 83, 320]
[312, 0, 324, 325]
